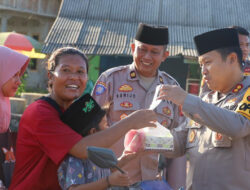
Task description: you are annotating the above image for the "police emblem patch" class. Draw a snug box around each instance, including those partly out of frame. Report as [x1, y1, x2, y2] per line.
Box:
[236, 87, 250, 119]
[95, 82, 106, 95]
[119, 84, 133, 92]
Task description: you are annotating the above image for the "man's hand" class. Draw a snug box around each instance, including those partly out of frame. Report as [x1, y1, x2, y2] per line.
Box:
[158, 85, 188, 106]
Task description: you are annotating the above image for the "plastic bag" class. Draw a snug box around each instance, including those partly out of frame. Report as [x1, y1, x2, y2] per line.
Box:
[124, 122, 174, 152]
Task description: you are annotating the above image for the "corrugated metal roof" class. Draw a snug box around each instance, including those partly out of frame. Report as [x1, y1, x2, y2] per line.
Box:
[42, 0, 250, 56]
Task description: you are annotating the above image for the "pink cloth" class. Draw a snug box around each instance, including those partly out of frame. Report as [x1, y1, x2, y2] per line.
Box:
[0, 46, 29, 133]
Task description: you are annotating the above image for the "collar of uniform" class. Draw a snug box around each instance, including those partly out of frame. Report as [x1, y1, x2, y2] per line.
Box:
[128, 62, 163, 84]
[230, 76, 249, 94]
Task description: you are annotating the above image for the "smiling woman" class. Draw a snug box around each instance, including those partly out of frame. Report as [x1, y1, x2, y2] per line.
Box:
[10, 47, 157, 190]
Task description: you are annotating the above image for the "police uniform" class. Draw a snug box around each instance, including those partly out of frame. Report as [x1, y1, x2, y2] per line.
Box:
[181, 76, 250, 190]
[92, 62, 187, 184]
[167, 28, 250, 190]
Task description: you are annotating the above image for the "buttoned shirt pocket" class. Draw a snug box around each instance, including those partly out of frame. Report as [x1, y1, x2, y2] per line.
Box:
[211, 131, 232, 148]
[186, 120, 202, 149]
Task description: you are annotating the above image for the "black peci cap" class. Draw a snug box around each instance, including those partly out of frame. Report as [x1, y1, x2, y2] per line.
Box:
[135, 23, 169, 45]
[61, 94, 105, 136]
[194, 28, 240, 56]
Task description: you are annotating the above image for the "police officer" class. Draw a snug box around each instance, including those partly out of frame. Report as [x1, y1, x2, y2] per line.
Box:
[200, 25, 250, 97]
[158, 28, 250, 190]
[92, 23, 187, 189]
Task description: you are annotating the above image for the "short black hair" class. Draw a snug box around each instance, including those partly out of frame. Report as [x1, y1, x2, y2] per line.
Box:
[230, 26, 249, 36]
[80, 109, 106, 137]
[216, 46, 243, 69]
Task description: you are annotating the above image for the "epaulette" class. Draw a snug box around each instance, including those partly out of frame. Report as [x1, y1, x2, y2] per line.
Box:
[159, 71, 180, 86]
[101, 65, 129, 78]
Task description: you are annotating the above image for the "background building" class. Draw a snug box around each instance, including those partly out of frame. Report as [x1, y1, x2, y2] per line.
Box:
[42, 0, 250, 94]
[0, 0, 61, 90]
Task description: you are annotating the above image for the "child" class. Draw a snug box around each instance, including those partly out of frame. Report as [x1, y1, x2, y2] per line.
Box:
[58, 94, 135, 190]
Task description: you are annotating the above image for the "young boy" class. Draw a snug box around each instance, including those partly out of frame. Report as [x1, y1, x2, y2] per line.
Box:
[58, 94, 135, 190]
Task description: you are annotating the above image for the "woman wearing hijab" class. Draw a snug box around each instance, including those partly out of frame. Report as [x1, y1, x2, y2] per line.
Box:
[0, 46, 29, 187]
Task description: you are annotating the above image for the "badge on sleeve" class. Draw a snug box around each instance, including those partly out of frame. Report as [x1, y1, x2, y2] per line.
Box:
[95, 82, 107, 95]
[236, 87, 250, 119]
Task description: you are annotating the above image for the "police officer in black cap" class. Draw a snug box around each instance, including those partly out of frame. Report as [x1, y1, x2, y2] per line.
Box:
[92, 23, 187, 190]
[158, 28, 250, 190]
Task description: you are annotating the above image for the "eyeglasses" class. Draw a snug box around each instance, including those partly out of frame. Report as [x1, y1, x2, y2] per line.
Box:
[51, 68, 87, 78]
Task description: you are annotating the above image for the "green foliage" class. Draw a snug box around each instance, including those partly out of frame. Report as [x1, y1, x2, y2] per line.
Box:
[16, 72, 28, 97]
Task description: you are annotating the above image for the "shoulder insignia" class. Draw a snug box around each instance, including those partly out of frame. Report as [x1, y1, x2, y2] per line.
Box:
[232, 84, 243, 93]
[236, 87, 250, 119]
[130, 71, 136, 79]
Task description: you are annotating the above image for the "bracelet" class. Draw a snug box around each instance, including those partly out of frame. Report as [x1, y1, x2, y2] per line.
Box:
[106, 176, 111, 187]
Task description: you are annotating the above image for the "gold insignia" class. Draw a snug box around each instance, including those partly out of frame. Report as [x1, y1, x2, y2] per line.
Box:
[189, 130, 196, 143]
[120, 113, 128, 120]
[78, 173, 83, 178]
[162, 107, 171, 116]
[236, 87, 250, 119]
[130, 71, 136, 79]
[119, 84, 133, 92]
[232, 84, 243, 93]
[120, 101, 133, 108]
